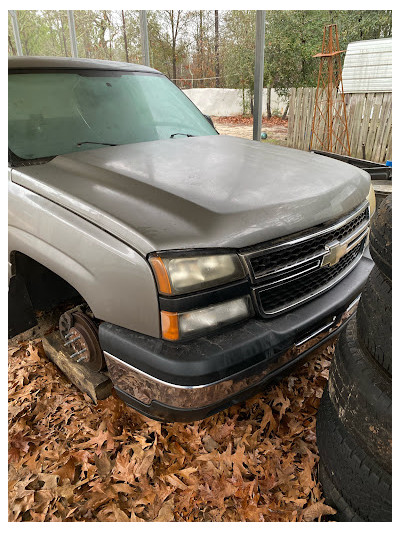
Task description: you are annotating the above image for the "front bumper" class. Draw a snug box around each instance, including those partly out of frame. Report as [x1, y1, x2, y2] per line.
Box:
[99, 254, 373, 422]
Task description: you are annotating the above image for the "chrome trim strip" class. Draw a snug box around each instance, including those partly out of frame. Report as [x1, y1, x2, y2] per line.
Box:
[104, 303, 358, 410]
[295, 316, 336, 347]
[342, 218, 370, 246]
[345, 295, 361, 315]
[345, 226, 369, 252]
[240, 201, 369, 283]
[254, 239, 366, 317]
[252, 253, 325, 287]
[105, 351, 210, 390]
[256, 259, 322, 290]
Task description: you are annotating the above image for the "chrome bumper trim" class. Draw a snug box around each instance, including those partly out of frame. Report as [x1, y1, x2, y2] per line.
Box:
[104, 301, 358, 410]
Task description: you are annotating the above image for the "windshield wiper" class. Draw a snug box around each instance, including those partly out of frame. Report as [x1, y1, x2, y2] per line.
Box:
[170, 133, 194, 138]
[77, 141, 118, 147]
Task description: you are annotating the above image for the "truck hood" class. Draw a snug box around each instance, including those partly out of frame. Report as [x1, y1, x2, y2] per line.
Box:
[12, 135, 370, 254]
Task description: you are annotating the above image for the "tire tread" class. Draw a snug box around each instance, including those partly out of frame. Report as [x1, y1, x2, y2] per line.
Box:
[317, 390, 392, 522]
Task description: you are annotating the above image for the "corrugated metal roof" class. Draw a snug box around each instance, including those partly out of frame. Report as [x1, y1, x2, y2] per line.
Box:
[342, 38, 392, 93]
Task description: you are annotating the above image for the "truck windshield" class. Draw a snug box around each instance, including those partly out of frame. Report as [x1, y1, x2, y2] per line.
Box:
[8, 71, 217, 160]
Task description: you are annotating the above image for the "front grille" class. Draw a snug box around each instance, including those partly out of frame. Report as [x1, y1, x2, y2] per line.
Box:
[249, 205, 369, 279]
[240, 201, 369, 317]
[257, 241, 364, 315]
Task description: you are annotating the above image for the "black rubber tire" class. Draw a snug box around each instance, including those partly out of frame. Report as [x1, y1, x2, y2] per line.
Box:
[328, 316, 392, 472]
[318, 461, 362, 522]
[370, 195, 392, 281]
[317, 389, 392, 522]
[357, 267, 392, 375]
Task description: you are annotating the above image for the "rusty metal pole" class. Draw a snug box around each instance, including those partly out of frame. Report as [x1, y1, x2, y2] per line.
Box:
[335, 29, 351, 155]
[253, 10, 266, 141]
[327, 26, 334, 151]
[310, 24, 350, 155]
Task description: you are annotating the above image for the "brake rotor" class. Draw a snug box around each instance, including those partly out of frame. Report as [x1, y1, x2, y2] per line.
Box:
[59, 310, 105, 372]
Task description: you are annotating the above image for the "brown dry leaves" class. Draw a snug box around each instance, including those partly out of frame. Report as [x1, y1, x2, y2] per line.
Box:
[9, 339, 336, 522]
[213, 115, 288, 127]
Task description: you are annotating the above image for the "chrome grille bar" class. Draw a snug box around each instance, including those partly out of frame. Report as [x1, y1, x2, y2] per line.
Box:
[253, 240, 365, 316]
[240, 200, 369, 284]
[239, 201, 370, 317]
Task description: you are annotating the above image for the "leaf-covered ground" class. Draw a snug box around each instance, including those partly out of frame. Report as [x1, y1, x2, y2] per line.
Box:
[214, 115, 288, 127]
[8, 337, 336, 522]
[213, 115, 288, 144]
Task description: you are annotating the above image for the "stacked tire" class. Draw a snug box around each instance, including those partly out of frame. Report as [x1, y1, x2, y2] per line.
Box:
[317, 195, 392, 522]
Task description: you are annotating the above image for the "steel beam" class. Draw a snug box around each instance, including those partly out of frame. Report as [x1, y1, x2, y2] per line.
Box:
[67, 10, 78, 58]
[253, 10, 266, 141]
[139, 10, 150, 66]
[10, 10, 23, 56]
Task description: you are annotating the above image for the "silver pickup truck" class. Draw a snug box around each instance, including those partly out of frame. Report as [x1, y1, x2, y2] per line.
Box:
[8, 56, 375, 421]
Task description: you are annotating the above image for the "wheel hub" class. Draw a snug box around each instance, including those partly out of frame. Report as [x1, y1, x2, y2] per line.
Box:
[59, 310, 105, 372]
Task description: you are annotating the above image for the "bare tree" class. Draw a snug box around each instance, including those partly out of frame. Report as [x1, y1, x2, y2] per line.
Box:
[8, 34, 16, 55]
[167, 10, 182, 82]
[214, 10, 220, 87]
[121, 10, 129, 62]
[60, 13, 68, 56]
[198, 11, 204, 87]
[266, 86, 272, 119]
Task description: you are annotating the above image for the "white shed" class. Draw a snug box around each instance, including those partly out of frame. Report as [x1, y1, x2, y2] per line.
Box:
[342, 38, 392, 93]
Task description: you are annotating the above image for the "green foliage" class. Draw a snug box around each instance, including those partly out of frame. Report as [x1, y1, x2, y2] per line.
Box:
[264, 10, 392, 96]
[147, 10, 191, 80]
[222, 11, 256, 91]
[9, 10, 66, 56]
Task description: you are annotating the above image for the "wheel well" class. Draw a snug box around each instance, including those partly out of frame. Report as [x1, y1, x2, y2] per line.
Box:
[10, 251, 85, 313]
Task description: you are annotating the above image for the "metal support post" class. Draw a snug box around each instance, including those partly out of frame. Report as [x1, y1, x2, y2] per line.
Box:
[67, 10, 78, 58]
[10, 11, 23, 56]
[139, 11, 150, 66]
[253, 10, 266, 141]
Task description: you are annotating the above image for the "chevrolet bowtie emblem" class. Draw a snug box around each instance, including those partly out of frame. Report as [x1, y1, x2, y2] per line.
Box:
[321, 240, 348, 267]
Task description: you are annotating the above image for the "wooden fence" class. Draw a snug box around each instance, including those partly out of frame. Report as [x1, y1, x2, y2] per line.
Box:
[287, 88, 392, 163]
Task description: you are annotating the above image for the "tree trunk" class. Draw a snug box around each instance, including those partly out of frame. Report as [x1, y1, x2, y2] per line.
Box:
[266, 86, 272, 119]
[199, 10, 203, 88]
[8, 35, 16, 55]
[60, 15, 68, 56]
[282, 101, 289, 120]
[121, 10, 129, 62]
[172, 41, 177, 83]
[214, 10, 220, 88]
[170, 11, 178, 83]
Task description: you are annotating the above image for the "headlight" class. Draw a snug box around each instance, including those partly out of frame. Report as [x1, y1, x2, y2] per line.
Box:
[161, 295, 254, 341]
[149, 253, 245, 295]
[367, 184, 376, 216]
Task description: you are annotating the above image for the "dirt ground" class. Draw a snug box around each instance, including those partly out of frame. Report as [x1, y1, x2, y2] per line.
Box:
[212, 116, 288, 145]
[8, 309, 337, 522]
